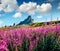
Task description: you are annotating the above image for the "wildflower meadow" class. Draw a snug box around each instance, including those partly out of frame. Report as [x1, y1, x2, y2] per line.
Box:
[0, 24, 60, 51]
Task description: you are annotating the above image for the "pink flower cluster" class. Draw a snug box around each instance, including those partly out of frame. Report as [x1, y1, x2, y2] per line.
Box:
[0, 40, 8, 51]
[0, 24, 60, 51]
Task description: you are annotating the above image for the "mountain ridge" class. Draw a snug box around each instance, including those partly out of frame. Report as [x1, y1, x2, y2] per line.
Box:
[17, 15, 34, 25]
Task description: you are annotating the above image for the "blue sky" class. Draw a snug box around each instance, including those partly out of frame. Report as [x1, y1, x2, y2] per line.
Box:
[0, 0, 60, 27]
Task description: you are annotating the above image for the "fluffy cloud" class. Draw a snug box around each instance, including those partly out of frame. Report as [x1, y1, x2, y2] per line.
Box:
[13, 12, 22, 18]
[0, 0, 18, 12]
[27, 10, 36, 15]
[18, 2, 37, 15]
[37, 3, 52, 13]
[37, 15, 42, 18]
[57, 3, 60, 10]
[18, 2, 52, 15]
[0, 1, 52, 15]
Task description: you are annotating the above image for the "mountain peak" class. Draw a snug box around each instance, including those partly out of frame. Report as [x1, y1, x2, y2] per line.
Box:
[17, 15, 34, 25]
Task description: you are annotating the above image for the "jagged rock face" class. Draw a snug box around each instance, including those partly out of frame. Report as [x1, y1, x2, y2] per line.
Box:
[17, 15, 33, 25]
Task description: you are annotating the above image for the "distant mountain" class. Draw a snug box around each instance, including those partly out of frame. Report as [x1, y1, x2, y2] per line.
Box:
[17, 15, 34, 25]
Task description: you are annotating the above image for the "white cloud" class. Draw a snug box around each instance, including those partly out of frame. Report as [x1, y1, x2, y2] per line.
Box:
[27, 10, 36, 15]
[0, 0, 18, 12]
[0, 1, 52, 15]
[13, 12, 22, 18]
[57, 3, 60, 10]
[18, 2, 52, 15]
[18, 2, 37, 15]
[37, 3, 52, 13]
[37, 15, 42, 18]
